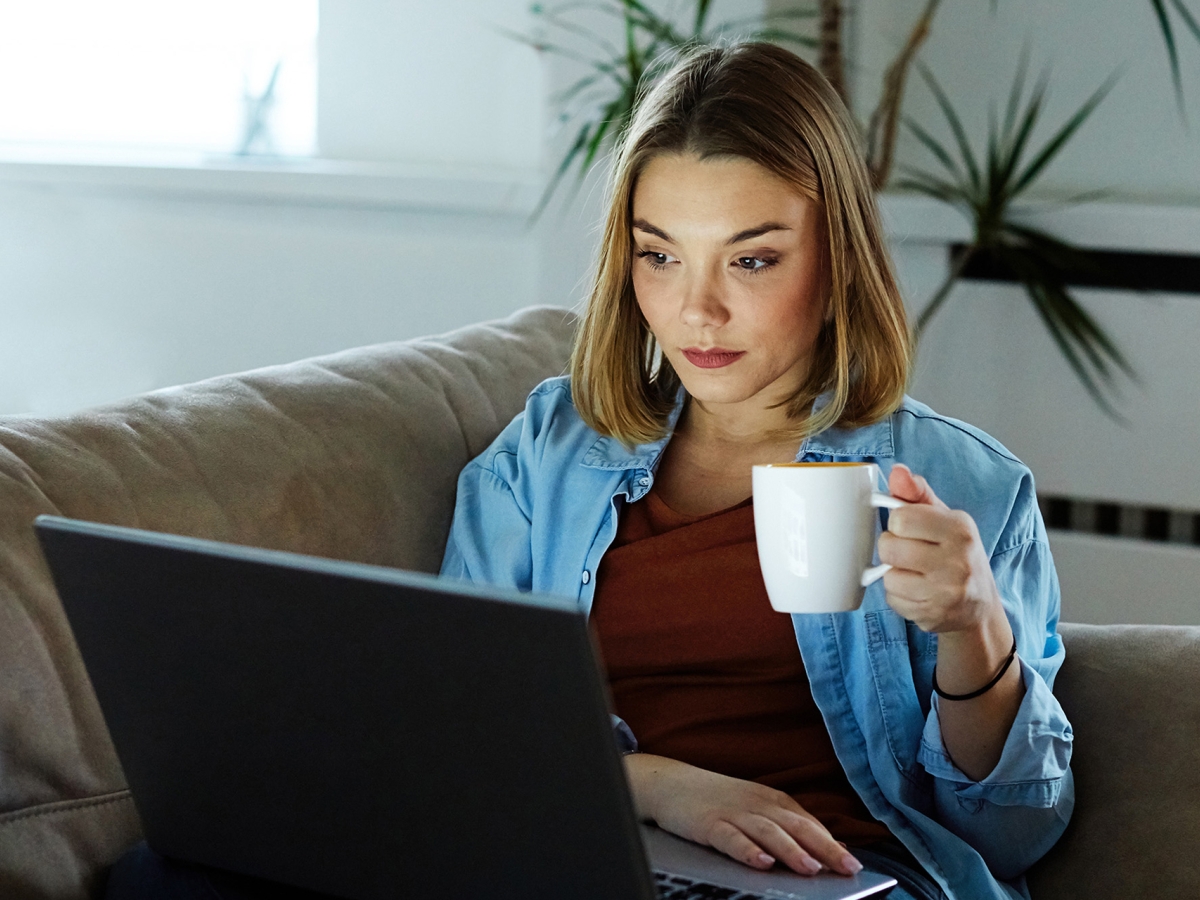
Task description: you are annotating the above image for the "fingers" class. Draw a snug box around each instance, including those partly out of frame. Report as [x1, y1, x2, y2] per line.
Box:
[885, 504, 974, 544]
[707, 819, 787, 872]
[754, 811, 863, 876]
[889, 464, 949, 510]
[707, 813, 863, 877]
[879, 529, 973, 582]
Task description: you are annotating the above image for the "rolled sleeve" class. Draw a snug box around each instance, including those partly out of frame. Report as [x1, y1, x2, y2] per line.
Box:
[918, 657, 1073, 800]
[918, 658, 1074, 878]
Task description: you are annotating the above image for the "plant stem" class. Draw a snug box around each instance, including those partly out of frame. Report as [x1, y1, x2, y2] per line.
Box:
[818, 0, 848, 105]
[915, 242, 976, 337]
[866, 0, 943, 189]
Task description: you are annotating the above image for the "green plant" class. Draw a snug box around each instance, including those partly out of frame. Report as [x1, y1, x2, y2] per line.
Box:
[1151, 0, 1200, 104]
[897, 60, 1133, 417]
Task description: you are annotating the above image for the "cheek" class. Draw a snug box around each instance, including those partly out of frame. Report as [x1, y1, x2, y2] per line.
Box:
[631, 269, 647, 307]
[631, 270, 666, 326]
[740, 300, 822, 376]
[757, 280, 825, 343]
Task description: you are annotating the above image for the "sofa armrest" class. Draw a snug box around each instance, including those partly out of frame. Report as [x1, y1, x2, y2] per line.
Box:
[1027, 621, 1200, 900]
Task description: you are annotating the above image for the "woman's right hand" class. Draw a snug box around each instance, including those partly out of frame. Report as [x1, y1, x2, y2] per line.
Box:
[624, 753, 863, 877]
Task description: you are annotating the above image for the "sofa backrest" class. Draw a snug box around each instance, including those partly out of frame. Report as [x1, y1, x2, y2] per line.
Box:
[0, 306, 579, 899]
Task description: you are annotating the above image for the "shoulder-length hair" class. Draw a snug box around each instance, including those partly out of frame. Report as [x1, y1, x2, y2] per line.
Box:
[570, 41, 911, 447]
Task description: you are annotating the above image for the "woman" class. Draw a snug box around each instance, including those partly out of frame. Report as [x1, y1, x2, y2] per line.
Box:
[441, 42, 1072, 900]
[108, 41, 1070, 900]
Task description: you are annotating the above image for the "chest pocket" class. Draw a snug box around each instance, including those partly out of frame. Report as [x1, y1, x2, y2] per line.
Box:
[864, 607, 927, 782]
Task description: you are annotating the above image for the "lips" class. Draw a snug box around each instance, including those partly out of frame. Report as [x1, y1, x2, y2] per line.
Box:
[681, 348, 746, 369]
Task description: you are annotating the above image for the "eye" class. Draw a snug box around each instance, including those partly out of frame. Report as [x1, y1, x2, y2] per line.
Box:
[635, 249, 674, 271]
[734, 256, 776, 273]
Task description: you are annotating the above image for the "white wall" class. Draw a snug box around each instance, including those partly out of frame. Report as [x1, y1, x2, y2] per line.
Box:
[1050, 531, 1200, 626]
[883, 198, 1200, 508]
[0, 170, 539, 416]
[318, 0, 543, 171]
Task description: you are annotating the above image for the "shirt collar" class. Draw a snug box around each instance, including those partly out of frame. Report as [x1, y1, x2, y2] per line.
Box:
[798, 416, 894, 459]
[580, 385, 685, 471]
[793, 389, 895, 460]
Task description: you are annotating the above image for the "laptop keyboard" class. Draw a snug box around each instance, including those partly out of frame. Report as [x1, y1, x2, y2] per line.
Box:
[654, 869, 769, 899]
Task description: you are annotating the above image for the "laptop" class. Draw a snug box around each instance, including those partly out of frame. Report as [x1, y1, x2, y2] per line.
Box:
[36, 515, 896, 900]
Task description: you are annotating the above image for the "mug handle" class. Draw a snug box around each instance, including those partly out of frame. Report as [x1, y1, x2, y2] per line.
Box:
[861, 491, 907, 587]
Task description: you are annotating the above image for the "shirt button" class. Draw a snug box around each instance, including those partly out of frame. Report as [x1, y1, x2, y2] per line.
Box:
[581, 570, 591, 585]
[639, 476, 650, 486]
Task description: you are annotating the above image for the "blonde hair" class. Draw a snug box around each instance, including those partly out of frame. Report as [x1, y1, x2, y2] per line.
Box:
[570, 42, 911, 447]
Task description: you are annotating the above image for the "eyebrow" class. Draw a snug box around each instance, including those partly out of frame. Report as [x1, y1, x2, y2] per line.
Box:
[632, 218, 792, 246]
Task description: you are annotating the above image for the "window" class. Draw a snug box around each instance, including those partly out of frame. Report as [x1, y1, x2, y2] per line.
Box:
[0, 0, 317, 157]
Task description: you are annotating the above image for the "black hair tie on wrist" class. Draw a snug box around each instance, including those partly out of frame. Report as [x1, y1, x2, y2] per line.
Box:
[932, 636, 1018, 702]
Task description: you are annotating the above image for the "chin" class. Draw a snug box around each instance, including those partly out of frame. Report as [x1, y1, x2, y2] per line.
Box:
[674, 374, 760, 406]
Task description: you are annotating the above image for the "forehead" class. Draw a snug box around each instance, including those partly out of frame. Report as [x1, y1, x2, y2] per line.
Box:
[631, 153, 814, 233]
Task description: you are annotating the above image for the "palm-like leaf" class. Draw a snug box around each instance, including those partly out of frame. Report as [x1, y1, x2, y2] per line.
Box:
[902, 60, 1135, 418]
[513, 0, 821, 219]
[1150, 0, 1200, 109]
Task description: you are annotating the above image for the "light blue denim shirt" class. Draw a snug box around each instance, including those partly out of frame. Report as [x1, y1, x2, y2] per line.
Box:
[440, 376, 1073, 900]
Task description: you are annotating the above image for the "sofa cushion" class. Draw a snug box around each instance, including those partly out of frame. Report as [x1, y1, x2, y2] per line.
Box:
[0, 305, 578, 899]
[1028, 622, 1200, 899]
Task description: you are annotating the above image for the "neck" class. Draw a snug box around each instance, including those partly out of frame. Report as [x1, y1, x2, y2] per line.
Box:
[678, 395, 798, 452]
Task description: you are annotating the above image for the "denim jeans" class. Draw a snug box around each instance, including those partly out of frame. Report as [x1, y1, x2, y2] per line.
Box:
[106, 840, 946, 900]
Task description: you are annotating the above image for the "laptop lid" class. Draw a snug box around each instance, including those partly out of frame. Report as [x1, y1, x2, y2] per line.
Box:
[36, 515, 654, 900]
[38, 515, 897, 900]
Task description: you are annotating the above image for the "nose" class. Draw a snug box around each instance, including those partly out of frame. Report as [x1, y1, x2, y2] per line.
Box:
[679, 264, 730, 329]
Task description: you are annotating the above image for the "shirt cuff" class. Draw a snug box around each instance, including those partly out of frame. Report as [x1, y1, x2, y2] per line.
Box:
[611, 714, 638, 754]
[918, 656, 1073, 807]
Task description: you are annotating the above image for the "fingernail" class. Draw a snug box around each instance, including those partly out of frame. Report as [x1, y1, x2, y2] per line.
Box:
[799, 857, 822, 875]
[843, 855, 863, 875]
[755, 852, 775, 868]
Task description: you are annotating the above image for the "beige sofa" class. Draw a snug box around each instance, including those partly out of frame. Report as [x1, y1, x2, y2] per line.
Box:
[0, 306, 1196, 899]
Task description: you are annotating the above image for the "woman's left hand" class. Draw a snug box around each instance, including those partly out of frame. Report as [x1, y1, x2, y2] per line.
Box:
[876, 463, 1004, 635]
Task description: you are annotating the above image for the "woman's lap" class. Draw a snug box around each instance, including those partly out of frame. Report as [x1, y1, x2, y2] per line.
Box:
[107, 841, 945, 900]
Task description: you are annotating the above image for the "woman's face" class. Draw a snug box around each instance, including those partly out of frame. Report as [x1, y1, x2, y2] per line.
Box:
[631, 152, 828, 421]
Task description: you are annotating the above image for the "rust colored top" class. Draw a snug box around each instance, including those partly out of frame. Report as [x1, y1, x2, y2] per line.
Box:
[590, 490, 892, 847]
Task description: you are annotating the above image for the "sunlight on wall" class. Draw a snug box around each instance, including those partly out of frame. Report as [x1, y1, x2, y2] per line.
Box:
[0, 0, 317, 156]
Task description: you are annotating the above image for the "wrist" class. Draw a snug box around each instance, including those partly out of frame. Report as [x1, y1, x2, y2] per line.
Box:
[934, 634, 1017, 701]
[623, 752, 672, 822]
[935, 603, 1015, 696]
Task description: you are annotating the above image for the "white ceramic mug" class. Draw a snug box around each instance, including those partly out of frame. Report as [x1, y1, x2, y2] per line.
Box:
[752, 462, 906, 614]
